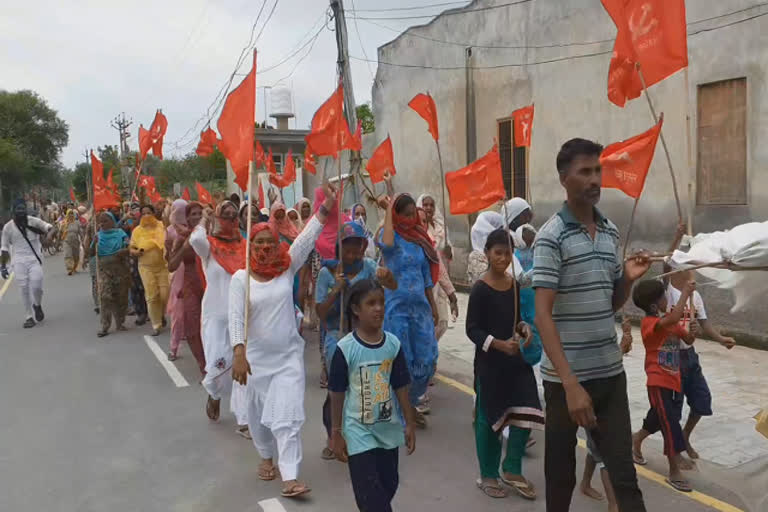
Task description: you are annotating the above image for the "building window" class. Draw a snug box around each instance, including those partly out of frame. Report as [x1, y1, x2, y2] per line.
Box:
[273, 153, 283, 173]
[497, 118, 528, 200]
[697, 77, 747, 205]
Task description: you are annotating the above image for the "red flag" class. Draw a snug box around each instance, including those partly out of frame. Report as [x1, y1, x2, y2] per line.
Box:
[255, 140, 267, 169]
[270, 150, 296, 188]
[195, 127, 219, 157]
[69, 187, 76, 202]
[445, 145, 505, 215]
[408, 93, 439, 141]
[303, 146, 317, 175]
[91, 151, 119, 211]
[106, 168, 121, 202]
[182, 187, 191, 201]
[366, 136, 396, 184]
[265, 147, 277, 177]
[149, 110, 168, 159]
[305, 84, 347, 158]
[138, 125, 152, 161]
[137, 175, 156, 191]
[341, 119, 363, 152]
[195, 182, 213, 207]
[512, 105, 534, 147]
[258, 180, 265, 209]
[600, 116, 663, 199]
[602, 0, 688, 107]
[218, 50, 256, 191]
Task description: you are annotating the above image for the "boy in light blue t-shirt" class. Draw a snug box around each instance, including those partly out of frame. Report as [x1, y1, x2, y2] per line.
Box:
[329, 279, 415, 512]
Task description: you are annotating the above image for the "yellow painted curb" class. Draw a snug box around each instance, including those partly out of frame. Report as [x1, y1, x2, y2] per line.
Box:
[0, 272, 14, 301]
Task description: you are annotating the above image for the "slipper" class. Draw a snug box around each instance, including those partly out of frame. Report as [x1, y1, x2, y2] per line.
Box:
[321, 447, 336, 460]
[475, 479, 507, 498]
[167, 352, 178, 361]
[632, 451, 647, 466]
[206, 396, 220, 421]
[258, 462, 277, 481]
[281, 481, 311, 497]
[97, 330, 109, 338]
[236, 426, 252, 440]
[501, 475, 536, 500]
[666, 477, 692, 493]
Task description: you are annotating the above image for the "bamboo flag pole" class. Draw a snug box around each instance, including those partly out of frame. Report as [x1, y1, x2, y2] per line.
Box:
[636, 64, 683, 223]
[243, 162, 254, 344]
[683, 68, 695, 238]
[501, 200, 520, 329]
[434, 138, 450, 242]
[337, 154, 345, 331]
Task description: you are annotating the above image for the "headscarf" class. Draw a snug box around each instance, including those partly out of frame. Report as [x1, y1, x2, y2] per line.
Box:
[416, 193, 446, 249]
[169, 199, 188, 228]
[502, 197, 531, 230]
[392, 193, 440, 285]
[207, 201, 246, 275]
[514, 223, 537, 249]
[287, 208, 303, 232]
[97, 212, 128, 257]
[350, 202, 373, 239]
[269, 201, 299, 242]
[470, 211, 504, 252]
[295, 197, 312, 222]
[131, 213, 166, 252]
[249, 223, 291, 279]
[62, 209, 77, 232]
[314, 186, 338, 259]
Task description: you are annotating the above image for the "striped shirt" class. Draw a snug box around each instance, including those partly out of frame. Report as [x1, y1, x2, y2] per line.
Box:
[532, 203, 624, 383]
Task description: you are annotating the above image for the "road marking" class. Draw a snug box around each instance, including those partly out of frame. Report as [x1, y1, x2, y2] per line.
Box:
[258, 498, 287, 512]
[143, 335, 189, 388]
[434, 372, 745, 512]
[0, 272, 14, 301]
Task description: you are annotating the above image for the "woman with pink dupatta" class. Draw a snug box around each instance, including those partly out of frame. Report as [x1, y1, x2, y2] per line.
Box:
[165, 199, 206, 373]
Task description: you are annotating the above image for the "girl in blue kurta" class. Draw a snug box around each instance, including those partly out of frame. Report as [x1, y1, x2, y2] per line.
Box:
[378, 193, 439, 427]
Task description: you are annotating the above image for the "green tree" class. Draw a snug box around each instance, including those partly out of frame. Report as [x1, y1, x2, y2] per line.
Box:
[356, 103, 375, 134]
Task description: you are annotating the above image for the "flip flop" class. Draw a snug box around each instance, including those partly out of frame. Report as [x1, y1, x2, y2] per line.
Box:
[258, 462, 277, 481]
[666, 477, 692, 493]
[501, 475, 536, 500]
[321, 447, 336, 460]
[281, 481, 311, 497]
[632, 451, 647, 466]
[236, 426, 252, 440]
[475, 479, 507, 498]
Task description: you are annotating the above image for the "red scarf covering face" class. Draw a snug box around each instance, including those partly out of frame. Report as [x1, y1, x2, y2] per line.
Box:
[249, 223, 291, 279]
[207, 201, 246, 275]
[392, 194, 440, 286]
[269, 201, 299, 242]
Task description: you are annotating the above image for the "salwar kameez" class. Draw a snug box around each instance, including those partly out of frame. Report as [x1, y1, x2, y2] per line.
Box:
[228, 216, 323, 481]
[98, 253, 131, 331]
[63, 221, 81, 274]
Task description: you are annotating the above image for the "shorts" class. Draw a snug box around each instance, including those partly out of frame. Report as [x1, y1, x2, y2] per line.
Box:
[585, 430, 605, 469]
[643, 386, 687, 457]
[679, 348, 713, 416]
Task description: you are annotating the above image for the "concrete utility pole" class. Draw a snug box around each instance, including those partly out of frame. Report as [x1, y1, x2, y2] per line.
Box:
[330, 0, 361, 202]
[111, 112, 133, 188]
[83, 148, 92, 204]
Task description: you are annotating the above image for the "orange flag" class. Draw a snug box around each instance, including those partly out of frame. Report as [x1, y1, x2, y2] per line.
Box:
[265, 147, 276, 177]
[366, 136, 396, 184]
[255, 140, 267, 169]
[602, 0, 688, 107]
[182, 187, 191, 201]
[69, 187, 76, 202]
[512, 105, 534, 147]
[445, 145, 505, 215]
[218, 50, 256, 191]
[271, 150, 296, 188]
[600, 115, 663, 199]
[304, 146, 317, 175]
[91, 151, 119, 211]
[138, 125, 152, 161]
[106, 168, 121, 202]
[409, 93, 439, 141]
[305, 84, 347, 158]
[257, 179, 265, 209]
[195, 128, 219, 157]
[149, 110, 168, 159]
[195, 182, 213, 207]
[341, 119, 362, 152]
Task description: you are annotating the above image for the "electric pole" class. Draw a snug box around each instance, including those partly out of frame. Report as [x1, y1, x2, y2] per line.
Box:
[83, 147, 92, 204]
[111, 112, 133, 189]
[330, 0, 362, 202]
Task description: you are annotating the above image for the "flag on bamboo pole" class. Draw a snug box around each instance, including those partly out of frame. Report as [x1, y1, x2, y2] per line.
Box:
[106, 168, 121, 202]
[137, 175, 156, 192]
[265, 147, 277, 177]
[408, 93, 439, 141]
[445, 145, 505, 215]
[195, 182, 213, 207]
[195, 127, 219, 157]
[257, 179, 265, 209]
[602, 0, 688, 107]
[600, 115, 663, 198]
[366, 136, 396, 184]
[149, 110, 168, 159]
[305, 84, 349, 158]
[138, 125, 152, 161]
[270, 150, 297, 188]
[91, 151, 119, 211]
[255, 140, 267, 169]
[69, 187, 76, 202]
[182, 187, 191, 201]
[304, 145, 317, 175]
[512, 105, 534, 147]
[218, 50, 256, 191]
[341, 120, 363, 152]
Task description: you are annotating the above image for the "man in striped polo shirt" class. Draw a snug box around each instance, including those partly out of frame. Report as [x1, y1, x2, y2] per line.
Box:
[534, 138, 650, 512]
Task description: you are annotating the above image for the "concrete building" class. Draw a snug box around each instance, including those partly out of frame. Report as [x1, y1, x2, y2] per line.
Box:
[371, 0, 768, 342]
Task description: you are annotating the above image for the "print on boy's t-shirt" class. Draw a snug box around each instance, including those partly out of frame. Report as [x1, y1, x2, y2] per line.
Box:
[359, 360, 394, 424]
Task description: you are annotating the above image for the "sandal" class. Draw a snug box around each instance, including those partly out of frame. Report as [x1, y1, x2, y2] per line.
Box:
[236, 425, 252, 440]
[97, 330, 109, 338]
[258, 460, 278, 481]
[167, 352, 178, 362]
[501, 475, 536, 500]
[205, 396, 220, 421]
[632, 450, 647, 466]
[476, 479, 507, 498]
[281, 480, 311, 498]
[666, 477, 692, 493]
[23, 318, 35, 328]
[321, 447, 336, 460]
[414, 410, 428, 429]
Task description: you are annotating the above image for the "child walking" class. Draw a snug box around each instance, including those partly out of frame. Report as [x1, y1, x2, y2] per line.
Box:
[631, 278, 697, 492]
[466, 228, 543, 501]
[329, 279, 416, 512]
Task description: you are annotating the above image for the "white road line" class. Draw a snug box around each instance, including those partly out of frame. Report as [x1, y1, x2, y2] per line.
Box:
[0, 272, 14, 301]
[258, 498, 287, 512]
[143, 335, 189, 388]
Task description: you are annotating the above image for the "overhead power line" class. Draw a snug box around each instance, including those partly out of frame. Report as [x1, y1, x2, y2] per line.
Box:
[348, 1, 468, 13]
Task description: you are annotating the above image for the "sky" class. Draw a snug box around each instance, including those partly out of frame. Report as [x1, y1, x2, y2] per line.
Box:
[0, 0, 469, 168]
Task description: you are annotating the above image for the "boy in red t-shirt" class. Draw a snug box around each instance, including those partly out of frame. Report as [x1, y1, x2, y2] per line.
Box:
[630, 278, 696, 492]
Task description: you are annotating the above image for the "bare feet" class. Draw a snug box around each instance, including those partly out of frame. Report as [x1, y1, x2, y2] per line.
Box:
[580, 482, 604, 501]
[631, 433, 647, 465]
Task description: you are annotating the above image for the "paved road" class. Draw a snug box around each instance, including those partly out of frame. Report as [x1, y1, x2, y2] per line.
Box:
[0, 255, 753, 511]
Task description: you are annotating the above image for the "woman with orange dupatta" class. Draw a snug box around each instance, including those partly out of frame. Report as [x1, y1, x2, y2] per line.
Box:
[165, 199, 206, 373]
[189, 200, 248, 428]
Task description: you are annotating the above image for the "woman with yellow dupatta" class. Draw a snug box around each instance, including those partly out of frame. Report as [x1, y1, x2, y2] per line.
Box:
[130, 204, 169, 336]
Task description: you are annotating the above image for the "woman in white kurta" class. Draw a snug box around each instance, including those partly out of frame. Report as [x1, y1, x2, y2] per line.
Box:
[229, 183, 337, 498]
[188, 201, 248, 426]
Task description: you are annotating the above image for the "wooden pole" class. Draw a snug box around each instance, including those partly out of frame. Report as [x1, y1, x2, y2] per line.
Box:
[501, 200, 519, 329]
[525, 146, 532, 206]
[623, 198, 641, 260]
[337, 155, 345, 332]
[434, 139, 449, 243]
[243, 162, 254, 345]
[636, 64, 683, 222]
[683, 68, 695, 237]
